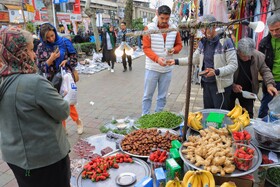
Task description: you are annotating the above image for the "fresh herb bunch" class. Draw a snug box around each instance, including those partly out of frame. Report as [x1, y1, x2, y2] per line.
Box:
[267, 167, 280, 185]
[136, 111, 183, 129]
[99, 125, 134, 135]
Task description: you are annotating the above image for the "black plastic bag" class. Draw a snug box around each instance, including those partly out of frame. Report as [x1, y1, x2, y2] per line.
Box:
[51, 71, 62, 93]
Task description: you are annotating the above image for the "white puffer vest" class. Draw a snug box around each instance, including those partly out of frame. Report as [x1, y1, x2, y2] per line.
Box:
[145, 22, 177, 73]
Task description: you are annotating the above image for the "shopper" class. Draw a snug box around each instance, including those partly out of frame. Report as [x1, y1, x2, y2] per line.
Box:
[229, 38, 277, 118]
[0, 26, 71, 187]
[116, 22, 134, 72]
[166, 15, 237, 110]
[101, 24, 117, 73]
[258, 14, 280, 118]
[36, 23, 83, 134]
[142, 5, 183, 115]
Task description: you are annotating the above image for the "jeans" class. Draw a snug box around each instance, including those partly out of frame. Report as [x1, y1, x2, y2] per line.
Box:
[258, 82, 280, 118]
[142, 69, 172, 115]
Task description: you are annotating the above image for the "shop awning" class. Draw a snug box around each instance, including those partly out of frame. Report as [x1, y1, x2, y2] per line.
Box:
[4, 5, 22, 10]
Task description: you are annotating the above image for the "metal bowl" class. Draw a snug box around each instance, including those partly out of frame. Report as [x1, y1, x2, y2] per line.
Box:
[254, 128, 280, 150]
[266, 166, 280, 187]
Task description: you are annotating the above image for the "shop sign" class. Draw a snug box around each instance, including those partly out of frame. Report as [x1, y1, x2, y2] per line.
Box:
[41, 12, 70, 22]
[26, 4, 35, 13]
[0, 12, 9, 22]
[70, 14, 82, 21]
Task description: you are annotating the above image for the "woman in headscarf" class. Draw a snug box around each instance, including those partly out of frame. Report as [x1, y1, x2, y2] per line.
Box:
[101, 24, 117, 72]
[36, 23, 83, 135]
[0, 26, 71, 187]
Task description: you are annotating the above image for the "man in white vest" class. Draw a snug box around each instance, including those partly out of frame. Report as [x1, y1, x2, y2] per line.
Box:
[142, 5, 183, 115]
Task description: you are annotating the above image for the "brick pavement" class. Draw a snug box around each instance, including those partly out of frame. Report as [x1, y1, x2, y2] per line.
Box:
[0, 46, 261, 186]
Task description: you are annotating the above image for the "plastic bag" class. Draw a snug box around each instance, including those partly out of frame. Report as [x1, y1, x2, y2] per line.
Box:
[268, 94, 280, 115]
[60, 69, 77, 105]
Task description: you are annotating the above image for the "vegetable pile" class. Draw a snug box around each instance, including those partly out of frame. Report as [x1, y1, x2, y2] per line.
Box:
[266, 167, 280, 186]
[81, 153, 133, 182]
[136, 111, 183, 129]
[233, 146, 254, 171]
[262, 154, 274, 164]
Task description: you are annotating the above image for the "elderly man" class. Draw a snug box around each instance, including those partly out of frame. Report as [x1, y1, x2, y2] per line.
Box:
[142, 5, 182, 115]
[229, 38, 278, 118]
[258, 14, 280, 118]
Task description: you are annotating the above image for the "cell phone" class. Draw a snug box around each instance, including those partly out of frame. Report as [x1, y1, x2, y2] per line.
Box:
[198, 70, 208, 76]
[54, 45, 59, 53]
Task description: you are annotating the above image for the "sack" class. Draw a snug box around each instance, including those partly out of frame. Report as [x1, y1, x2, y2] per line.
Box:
[51, 71, 63, 93]
[60, 70, 78, 105]
[72, 69, 79, 82]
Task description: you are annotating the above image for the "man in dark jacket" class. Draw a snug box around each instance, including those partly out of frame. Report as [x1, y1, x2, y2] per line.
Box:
[229, 38, 278, 118]
[258, 14, 280, 118]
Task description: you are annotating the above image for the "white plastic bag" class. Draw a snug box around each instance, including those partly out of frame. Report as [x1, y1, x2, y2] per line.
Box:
[60, 69, 78, 105]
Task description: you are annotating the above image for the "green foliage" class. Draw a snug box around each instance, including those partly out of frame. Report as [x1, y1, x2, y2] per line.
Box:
[73, 42, 96, 56]
[26, 21, 35, 34]
[132, 18, 144, 31]
[124, 0, 133, 28]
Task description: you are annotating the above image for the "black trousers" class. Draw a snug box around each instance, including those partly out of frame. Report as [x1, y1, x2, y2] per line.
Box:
[229, 91, 254, 118]
[8, 155, 71, 187]
[122, 51, 132, 69]
[202, 82, 232, 110]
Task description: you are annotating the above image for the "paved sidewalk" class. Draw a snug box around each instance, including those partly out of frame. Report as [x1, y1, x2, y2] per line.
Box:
[0, 46, 261, 186]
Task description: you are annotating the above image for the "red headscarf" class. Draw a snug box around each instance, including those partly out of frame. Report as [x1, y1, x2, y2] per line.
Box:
[0, 26, 37, 77]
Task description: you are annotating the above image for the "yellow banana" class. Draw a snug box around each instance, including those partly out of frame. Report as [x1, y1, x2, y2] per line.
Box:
[227, 104, 239, 117]
[186, 174, 196, 187]
[195, 112, 203, 121]
[200, 172, 210, 187]
[182, 171, 195, 186]
[192, 174, 201, 187]
[229, 121, 242, 132]
[201, 170, 215, 187]
[190, 118, 203, 130]
[220, 181, 237, 187]
[166, 180, 178, 187]
[227, 123, 237, 130]
[187, 113, 196, 127]
[230, 105, 242, 119]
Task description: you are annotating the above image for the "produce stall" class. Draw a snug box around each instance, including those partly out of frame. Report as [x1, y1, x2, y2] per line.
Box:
[69, 110, 280, 187]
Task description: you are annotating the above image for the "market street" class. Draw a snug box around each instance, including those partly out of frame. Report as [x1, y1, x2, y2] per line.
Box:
[0, 46, 261, 186]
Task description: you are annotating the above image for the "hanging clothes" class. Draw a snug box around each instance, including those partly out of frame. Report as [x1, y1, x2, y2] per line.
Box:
[203, 0, 228, 22]
[256, 0, 270, 49]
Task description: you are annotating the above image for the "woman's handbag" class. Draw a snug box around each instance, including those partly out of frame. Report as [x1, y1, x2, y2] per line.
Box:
[51, 70, 63, 93]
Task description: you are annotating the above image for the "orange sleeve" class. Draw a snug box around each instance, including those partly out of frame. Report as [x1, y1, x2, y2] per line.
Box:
[142, 26, 159, 63]
[173, 32, 183, 54]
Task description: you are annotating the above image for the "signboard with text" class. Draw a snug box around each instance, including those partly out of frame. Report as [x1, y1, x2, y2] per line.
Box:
[0, 12, 9, 22]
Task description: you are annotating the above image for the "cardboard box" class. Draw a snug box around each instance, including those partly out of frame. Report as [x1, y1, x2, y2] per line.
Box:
[214, 176, 254, 187]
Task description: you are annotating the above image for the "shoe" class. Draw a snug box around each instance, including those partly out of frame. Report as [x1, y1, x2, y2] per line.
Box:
[123, 68, 127, 72]
[111, 69, 114, 73]
[108, 67, 111, 71]
[76, 119, 84, 135]
[129, 67, 132, 71]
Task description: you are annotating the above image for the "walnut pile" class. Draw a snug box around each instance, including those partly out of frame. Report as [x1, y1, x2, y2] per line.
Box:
[121, 129, 181, 156]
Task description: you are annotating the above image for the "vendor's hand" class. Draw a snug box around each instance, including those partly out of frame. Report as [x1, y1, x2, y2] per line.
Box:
[59, 60, 68, 67]
[167, 48, 175, 55]
[157, 57, 167, 66]
[232, 83, 242, 93]
[267, 85, 279, 96]
[204, 68, 216, 77]
[166, 59, 175, 66]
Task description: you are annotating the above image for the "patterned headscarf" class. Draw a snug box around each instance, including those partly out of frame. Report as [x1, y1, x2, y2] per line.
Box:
[0, 27, 37, 77]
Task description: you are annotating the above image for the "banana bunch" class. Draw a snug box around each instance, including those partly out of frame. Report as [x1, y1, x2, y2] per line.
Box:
[166, 177, 181, 187]
[187, 112, 203, 131]
[181, 170, 215, 187]
[220, 181, 237, 187]
[227, 104, 242, 119]
[227, 107, 250, 132]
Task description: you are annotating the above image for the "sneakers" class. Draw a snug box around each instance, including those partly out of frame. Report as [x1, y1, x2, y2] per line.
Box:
[123, 68, 127, 72]
[76, 118, 84, 135]
[107, 67, 111, 71]
[111, 69, 114, 73]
